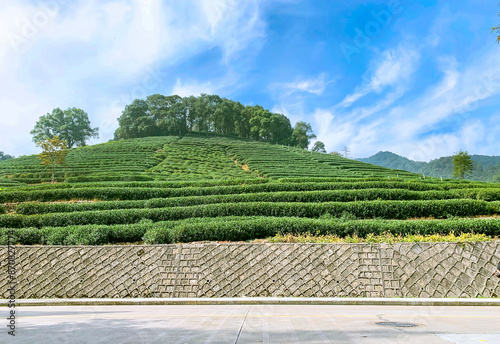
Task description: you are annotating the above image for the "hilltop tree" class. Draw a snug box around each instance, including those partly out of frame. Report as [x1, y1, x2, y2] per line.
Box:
[311, 141, 327, 153]
[193, 94, 221, 134]
[113, 93, 314, 147]
[452, 150, 474, 179]
[291, 122, 316, 149]
[269, 113, 293, 144]
[36, 136, 68, 183]
[213, 98, 239, 136]
[0, 151, 14, 161]
[31, 108, 99, 148]
[114, 99, 156, 139]
[148, 94, 186, 137]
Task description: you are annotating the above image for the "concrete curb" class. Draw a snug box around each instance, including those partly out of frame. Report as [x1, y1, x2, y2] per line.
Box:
[2, 297, 500, 307]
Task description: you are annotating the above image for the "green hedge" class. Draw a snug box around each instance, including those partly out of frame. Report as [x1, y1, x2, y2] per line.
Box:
[11, 178, 270, 191]
[149, 217, 500, 244]
[64, 175, 155, 183]
[2, 217, 499, 245]
[1, 199, 495, 228]
[0, 205, 5, 214]
[14, 188, 500, 215]
[2, 181, 499, 203]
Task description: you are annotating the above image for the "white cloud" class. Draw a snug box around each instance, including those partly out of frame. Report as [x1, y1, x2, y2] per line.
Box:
[200, 0, 266, 61]
[299, 47, 500, 160]
[368, 48, 419, 91]
[0, 0, 269, 156]
[391, 51, 500, 150]
[338, 45, 420, 108]
[272, 73, 329, 97]
[172, 79, 214, 97]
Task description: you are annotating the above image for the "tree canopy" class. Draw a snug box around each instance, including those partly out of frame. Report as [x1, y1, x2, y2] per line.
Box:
[31, 108, 99, 148]
[114, 94, 314, 148]
[36, 136, 68, 183]
[452, 150, 474, 179]
[290, 121, 316, 149]
[0, 151, 14, 161]
[311, 141, 327, 153]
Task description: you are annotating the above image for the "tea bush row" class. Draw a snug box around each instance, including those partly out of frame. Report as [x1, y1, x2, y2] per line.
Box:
[2, 180, 499, 203]
[1, 199, 495, 228]
[2, 217, 498, 245]
[14, 188, 500, 215]
[12, 178, 271, 191]
[145, 217, 500, 244]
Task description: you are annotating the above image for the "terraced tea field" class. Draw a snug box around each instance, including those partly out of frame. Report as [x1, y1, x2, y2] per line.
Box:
[0, 136, 499, 245]
[0, 136, 416, 184]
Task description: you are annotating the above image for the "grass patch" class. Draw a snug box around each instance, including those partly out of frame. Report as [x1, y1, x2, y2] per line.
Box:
[265, 231, 495, 244]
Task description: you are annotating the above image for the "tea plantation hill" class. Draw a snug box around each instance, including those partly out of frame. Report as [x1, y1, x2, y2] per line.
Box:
[0, 136, 418, 184]
[0, 135, 499, 246]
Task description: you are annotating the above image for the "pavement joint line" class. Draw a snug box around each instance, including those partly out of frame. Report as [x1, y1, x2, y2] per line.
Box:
[2, 297, 500, 307]
[234, 305, 251, 344]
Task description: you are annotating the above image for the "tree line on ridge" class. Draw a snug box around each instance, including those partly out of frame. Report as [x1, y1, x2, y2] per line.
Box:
[113, 94, 317, 149]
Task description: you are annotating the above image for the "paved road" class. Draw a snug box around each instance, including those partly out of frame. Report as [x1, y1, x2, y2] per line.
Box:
[5, 305, 500, 343]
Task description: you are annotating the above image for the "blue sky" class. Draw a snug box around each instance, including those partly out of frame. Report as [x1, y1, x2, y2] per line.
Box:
[0, 0, 499, 161]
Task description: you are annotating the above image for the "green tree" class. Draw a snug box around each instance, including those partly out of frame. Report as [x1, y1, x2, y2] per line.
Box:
[291, 122, 316, 149]
[113, 93, 306, 145]
[147, 94, 186, 137]
[36, 136, 68, 183]
[311, 141, 327, 153]
[249, 107, 270, 141]
[31, 108, 99, 148]
[452, 150, 474, 179]
[230, 101, 246, 138]
[269, 113, 293, 144]
[0, 151, 14, 161]
[214, 98, 238, 135]
[192, 94, 221, 134]
[114, 100, 155, 139]
[240, 105, 262, 139]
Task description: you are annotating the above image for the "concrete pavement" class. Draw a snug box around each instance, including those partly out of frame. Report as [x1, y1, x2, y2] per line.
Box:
[4, 304, 500, 343]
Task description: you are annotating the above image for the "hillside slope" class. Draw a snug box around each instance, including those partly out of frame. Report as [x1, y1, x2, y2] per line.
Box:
[0, 136, 499, 246]
[358, 151, 500, 182]
[0, 136, 418, 184]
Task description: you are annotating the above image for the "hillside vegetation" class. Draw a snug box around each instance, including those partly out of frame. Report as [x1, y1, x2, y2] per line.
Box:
[359, 151, 500, 182]
[0, 136, 499, 245]
[0, 136, 416, 184]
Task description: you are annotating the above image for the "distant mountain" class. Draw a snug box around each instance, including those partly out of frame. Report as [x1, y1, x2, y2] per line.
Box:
[358, 151, 500, 182]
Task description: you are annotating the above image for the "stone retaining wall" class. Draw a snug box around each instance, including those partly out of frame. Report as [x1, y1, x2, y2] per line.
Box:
[1, 242, 499, 298]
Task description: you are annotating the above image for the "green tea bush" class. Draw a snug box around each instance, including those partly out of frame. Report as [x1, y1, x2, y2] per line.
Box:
[3, 181, 498, 203]
[15, 188, 500, 215]
[12, 178, 269, 191]
[4, 216, 498, 245]
[2, 216, 498, 245]
[1, 199, 495, 228]
[156, 217, 500, 244]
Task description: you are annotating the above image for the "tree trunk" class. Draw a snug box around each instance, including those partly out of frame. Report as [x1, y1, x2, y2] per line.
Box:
[51, 165, 55, 184]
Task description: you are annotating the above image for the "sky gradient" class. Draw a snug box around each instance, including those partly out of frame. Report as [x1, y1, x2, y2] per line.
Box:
[1, 0, 499, 161]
